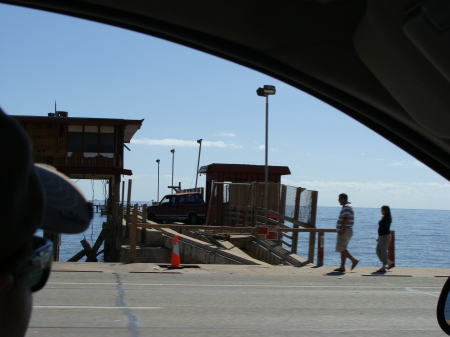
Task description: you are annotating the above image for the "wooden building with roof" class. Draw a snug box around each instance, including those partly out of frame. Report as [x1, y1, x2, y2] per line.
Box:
[198, 163, 291, 224]
[13, 112, 144, 208]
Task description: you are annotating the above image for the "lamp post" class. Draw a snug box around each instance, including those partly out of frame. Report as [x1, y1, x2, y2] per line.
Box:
[170, 149, 175, 191]
[195, 139, 202, 189]
[156, 159, 160, 201]
[256, 85, 276, 219]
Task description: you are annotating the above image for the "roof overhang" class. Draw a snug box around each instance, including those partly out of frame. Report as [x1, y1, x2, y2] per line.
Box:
[199, 163, 291, 176]
[12, 115, 144, 143]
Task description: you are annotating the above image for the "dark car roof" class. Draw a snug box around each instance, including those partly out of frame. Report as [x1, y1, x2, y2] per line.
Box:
[164, 193, 202, 197]
[2, 0, 450, 179]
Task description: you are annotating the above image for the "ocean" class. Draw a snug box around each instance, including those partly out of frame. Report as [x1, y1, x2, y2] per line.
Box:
[50, 205, 450, 269]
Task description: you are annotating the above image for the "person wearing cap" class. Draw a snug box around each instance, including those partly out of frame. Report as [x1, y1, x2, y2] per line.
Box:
[0, 108, 92, 336]
[334, 193, 359, 272]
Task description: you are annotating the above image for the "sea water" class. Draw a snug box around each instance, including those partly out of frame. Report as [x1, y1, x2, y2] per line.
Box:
[53, 206, 450, 268]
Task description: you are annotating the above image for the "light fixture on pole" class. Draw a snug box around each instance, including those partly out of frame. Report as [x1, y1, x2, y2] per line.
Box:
[256, 85, 276, 220]
[156, 159, 160, 201]
[195, 139, 203, 189]
[170, 149, 175, 191]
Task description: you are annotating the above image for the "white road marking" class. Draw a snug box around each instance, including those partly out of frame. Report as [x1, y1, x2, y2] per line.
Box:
[47, 282, 441, 289]
[33, 306, 162, 309]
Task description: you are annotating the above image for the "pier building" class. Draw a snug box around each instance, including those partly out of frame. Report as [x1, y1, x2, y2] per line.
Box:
[13, 112, 143, 261]
[12, 112, 143, 208]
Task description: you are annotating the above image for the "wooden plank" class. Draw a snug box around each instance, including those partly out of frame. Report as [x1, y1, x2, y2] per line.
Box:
[67, 250, 86, 262]
[80, 238, 92, 253]
[279, 228, 336, 233]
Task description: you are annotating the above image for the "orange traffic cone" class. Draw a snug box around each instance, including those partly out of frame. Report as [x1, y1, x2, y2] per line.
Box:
[170, 235, 182, 268]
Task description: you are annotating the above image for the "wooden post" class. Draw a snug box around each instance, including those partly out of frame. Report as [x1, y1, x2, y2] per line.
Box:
[129, 204, 138, 263]
[119, 181, 125, 224]
[317, 231, 324, 266]
[310, 191, 318, 228]
[308, 231, 315, 264]
[291, 187, 302, 254]
[279, 185, 286, 225]
[125, 179, 132, 225]
[141, 203, 147, 223]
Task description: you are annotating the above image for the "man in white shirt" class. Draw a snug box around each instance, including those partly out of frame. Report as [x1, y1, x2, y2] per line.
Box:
[334, 193, 359, 272]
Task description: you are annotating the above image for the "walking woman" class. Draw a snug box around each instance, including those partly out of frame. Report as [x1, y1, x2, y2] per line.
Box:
[375, 205, 393, 272]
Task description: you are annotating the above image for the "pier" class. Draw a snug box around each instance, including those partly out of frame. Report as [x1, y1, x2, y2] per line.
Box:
[70, 181, 396, 269]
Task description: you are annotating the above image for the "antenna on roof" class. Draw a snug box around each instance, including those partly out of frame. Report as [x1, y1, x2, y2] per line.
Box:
[55, 101, 56, 114]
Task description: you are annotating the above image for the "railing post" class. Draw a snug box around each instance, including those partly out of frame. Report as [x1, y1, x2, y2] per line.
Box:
[291, 187, 302, 254]
[126, 179, 132, 224]
[308, 231, 315, 264]
[317, 231, 324, 266]
[129, 204, 138, 263]
[141, 203, 147, 223]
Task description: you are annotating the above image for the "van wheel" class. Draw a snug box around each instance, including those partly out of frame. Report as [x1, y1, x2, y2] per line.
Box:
[189, 213, 198, 226]
[149, 213, 157, 223]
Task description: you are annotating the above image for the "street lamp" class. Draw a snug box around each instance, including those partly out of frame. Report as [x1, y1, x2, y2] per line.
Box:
[256, 85, 276, 219]
[195, 139, 202, 189]
[170, 149, 175, 191]
[156, 159, 160, 201]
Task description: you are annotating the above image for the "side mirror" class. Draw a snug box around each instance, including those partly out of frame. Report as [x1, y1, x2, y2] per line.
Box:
[437, 277, 450, 335]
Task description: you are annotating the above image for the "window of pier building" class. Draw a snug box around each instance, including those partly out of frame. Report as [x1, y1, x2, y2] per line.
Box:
[67, 125, 115, 158]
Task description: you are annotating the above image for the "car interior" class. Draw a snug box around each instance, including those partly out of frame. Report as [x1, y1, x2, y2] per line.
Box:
[2, 0, 450, 334]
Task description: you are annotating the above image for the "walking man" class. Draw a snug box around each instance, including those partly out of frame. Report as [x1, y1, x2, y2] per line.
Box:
[334, 193, 359, 272]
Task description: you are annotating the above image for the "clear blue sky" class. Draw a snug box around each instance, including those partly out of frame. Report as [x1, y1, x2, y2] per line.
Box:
[2, 4, 450, 210]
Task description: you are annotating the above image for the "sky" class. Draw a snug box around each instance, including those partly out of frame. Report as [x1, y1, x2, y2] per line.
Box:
[1, 4, 450, 210]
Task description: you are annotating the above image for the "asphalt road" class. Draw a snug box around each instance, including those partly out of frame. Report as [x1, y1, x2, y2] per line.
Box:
[25, 263, 450, 337]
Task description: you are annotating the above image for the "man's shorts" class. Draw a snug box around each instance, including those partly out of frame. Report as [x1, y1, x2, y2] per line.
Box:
[335, 227, 353, 252]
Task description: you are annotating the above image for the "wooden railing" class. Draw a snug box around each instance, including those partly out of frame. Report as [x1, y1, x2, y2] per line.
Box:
[125, 203, 338, 266]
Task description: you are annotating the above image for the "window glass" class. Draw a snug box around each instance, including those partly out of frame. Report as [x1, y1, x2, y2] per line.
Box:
[100, 126, 114, 133]
[68, 125, 82, 132]
[67, 133, 82, 151]
[161, 196, 170, 205]
[85, 125, 98, 133]
[84, 133, 98, 152]
[100, 133, 114, 152]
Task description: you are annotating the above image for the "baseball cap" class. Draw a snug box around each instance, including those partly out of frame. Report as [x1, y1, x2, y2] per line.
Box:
[0, 108, 93, 259]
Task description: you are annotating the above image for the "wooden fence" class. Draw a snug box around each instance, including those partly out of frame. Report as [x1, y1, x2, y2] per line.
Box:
[124, 203, 338, 266]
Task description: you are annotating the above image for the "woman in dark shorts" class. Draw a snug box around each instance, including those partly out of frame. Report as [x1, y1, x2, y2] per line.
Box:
[375, 205, 392, 272]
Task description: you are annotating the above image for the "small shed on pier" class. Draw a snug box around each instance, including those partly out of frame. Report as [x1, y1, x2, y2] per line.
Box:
[198, 163, 291, 223]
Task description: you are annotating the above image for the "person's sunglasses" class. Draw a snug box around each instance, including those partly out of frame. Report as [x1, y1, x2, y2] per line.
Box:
[15, 236, 53, 292]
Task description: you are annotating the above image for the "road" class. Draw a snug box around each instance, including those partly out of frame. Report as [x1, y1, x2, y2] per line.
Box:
[26, 263, 450, 336]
